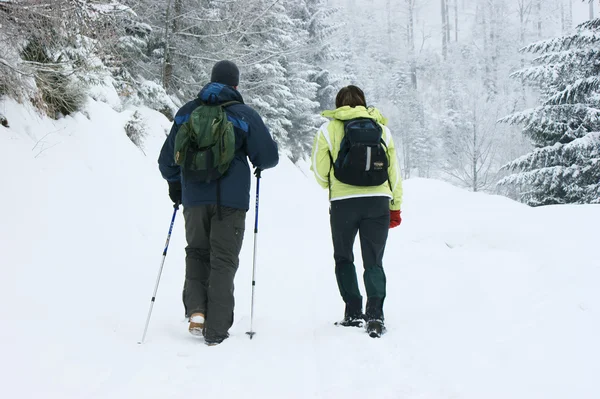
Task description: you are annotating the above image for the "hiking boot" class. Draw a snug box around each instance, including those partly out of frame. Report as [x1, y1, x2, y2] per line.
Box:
[188, 313, 205, 337]
[366, 319, 386, 338]
[204, 333, 229, 346]
[335, 314, 366, 328]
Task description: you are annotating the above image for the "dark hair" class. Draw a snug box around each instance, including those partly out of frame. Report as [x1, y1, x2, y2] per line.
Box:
[335, 85, 366, 108]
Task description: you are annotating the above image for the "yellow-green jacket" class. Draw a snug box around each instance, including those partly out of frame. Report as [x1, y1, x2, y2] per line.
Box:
[310, 106, 403, 211]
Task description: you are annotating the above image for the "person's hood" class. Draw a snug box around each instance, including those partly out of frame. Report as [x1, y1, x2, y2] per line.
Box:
[198, 82, 244, 104]
[321, 106, 388, 125]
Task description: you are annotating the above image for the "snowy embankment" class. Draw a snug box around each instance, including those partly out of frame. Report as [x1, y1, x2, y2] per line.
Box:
[1, 95, 599, 399]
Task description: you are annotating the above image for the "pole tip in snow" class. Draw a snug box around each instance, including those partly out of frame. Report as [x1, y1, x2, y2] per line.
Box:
[246, 331, 256, 339]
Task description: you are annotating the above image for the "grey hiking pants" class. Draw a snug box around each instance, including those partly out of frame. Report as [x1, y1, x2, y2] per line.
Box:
[330, 196, 389, 321]
[183, 205, 247, 341]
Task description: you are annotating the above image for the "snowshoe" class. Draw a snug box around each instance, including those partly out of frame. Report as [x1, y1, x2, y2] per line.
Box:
[366, 319, 386, 338]
[335, 315, 365, 328]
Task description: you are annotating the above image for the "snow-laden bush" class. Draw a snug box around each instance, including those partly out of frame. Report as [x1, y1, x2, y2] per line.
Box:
[20, 40, 86, 118]
[135, 80, 178, 121]
[0, 30, 35, 101]
[1, 0, 135, 117]
[124, 110, 147, 153]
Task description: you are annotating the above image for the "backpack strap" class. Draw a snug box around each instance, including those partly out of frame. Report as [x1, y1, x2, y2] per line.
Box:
[379, 137, 394, 198]
[193, 99, 241, 107]
[216, 101, 239, 220]
[220, 100, 241, 108]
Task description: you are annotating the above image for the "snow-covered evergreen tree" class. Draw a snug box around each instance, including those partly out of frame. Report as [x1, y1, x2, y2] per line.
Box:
[390, 67, 436, 179]
[0, 0, 133, 116]
[498, 18, 600, 205]
[282, 0, 340, 161]
[300, 0, 342, 111]
[116, 0, 339, 160]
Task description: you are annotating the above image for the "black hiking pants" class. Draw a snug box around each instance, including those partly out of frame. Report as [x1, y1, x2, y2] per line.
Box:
[183, 205, 246, 341]
[330, 196, 389, 321]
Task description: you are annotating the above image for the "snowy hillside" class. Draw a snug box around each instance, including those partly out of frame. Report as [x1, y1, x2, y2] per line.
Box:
[1, 97, 599, 399]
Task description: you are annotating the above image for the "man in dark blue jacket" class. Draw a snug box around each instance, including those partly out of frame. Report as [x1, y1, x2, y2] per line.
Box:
[158, 60, 279, 345]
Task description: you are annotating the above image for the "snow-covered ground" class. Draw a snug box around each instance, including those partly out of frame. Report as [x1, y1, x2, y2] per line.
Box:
[1, 95, 599, 399]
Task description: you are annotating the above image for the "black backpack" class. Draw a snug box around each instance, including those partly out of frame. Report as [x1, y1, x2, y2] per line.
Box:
[333, 118, 389, 186]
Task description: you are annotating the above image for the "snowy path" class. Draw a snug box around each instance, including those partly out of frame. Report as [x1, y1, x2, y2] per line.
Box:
[1, 99, 599, 399]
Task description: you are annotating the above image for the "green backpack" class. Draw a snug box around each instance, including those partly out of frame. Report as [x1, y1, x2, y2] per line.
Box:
[174, 100, 239, 183]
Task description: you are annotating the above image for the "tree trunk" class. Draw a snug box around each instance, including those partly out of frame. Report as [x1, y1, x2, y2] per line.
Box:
[590, 0, 595, 20]
[519, 1, 525, 45]
[163, 0, 182, 91]
[537, 0, 542, 38]
[408, 0, 417, 89]
[566, 0, 573, 31]
[441, 0, 447, 60]
[403, 143, 412, 179]
[173, 0, 182, 33]
[518, 0, 529, 98]
[561, 0, 565, 33]
[386, 0, 392, 39]
[407, 0, 414, 49]
[490, 1, 497, 96]
[472, 105, 478, 192]
[162, 0, 173, 91]
[445, 0, 451, 45]
[479, 3, 491, 94]
[454, 0, 459, 42]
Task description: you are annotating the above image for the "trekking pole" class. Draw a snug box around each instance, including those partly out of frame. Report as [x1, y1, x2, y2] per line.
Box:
[139, 202, 180, 344]
[246, 169, 261, 339]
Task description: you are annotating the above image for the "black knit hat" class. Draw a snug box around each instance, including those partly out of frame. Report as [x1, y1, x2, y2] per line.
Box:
[210, 60, 240, 87]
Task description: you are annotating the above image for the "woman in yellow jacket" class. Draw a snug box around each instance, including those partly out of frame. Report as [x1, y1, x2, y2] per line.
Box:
[311, 85, 403, 338]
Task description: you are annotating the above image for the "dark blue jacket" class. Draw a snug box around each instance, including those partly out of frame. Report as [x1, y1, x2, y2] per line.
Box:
[158, 83, 279, 210]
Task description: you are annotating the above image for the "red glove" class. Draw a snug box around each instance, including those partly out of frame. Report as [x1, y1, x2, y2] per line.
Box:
[389, 210, 402, 229]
